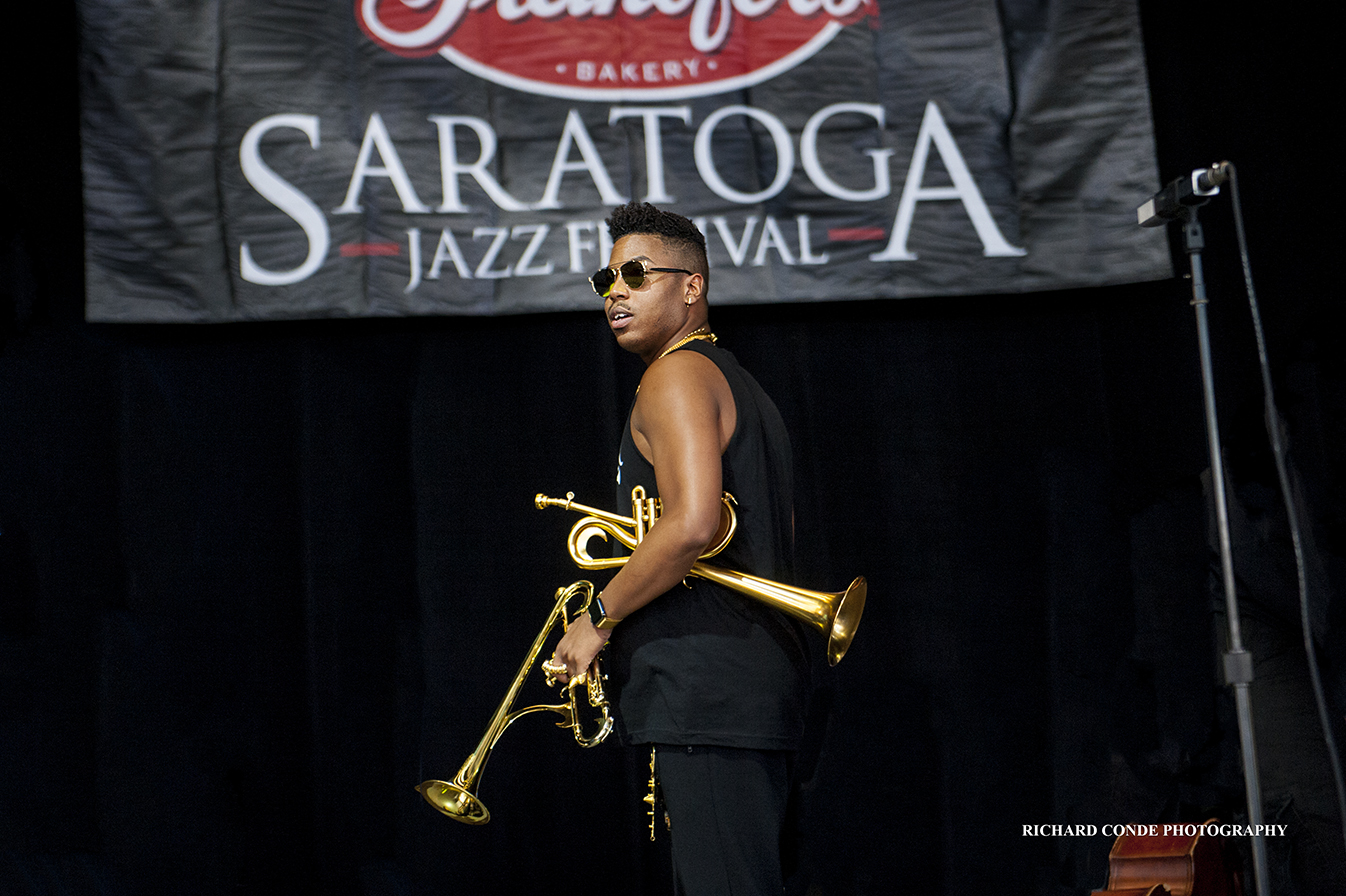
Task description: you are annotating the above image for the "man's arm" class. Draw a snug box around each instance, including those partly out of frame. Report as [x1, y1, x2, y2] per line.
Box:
[552, 351, 733, 680]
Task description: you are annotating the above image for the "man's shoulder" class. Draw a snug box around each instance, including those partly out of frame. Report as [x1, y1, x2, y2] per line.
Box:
[638, 347, 728, 397]
[632, 348, 736, 440]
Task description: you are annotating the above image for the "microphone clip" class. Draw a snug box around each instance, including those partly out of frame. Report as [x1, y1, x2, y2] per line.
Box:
[1137, 162, 1230, 227]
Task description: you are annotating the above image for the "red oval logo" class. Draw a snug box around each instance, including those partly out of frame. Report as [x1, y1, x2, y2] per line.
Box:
[357, 0, 874, 99]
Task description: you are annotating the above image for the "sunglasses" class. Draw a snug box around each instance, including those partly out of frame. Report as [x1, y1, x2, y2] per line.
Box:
[590, 259, 693, 298]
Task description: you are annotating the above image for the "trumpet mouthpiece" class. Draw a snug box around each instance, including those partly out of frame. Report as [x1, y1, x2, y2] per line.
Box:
[535, 492, 576, 511]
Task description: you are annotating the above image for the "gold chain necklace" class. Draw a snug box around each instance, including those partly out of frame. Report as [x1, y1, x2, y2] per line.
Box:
[655, 326, 717, 361]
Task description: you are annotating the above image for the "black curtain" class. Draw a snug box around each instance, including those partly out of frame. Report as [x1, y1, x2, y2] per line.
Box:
[2, 4, 1342, 895]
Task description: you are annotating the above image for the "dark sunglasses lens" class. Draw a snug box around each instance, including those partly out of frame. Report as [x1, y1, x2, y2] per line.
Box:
[619, 261, 647, 289]
[592, 261, 652, 297]
[591, 268, 617, 296]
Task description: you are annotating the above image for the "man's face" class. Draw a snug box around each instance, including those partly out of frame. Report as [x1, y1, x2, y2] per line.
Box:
[603, 233, 694, 362]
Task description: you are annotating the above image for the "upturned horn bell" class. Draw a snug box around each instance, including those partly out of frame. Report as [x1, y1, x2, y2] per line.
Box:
[537, 487, 867, 665]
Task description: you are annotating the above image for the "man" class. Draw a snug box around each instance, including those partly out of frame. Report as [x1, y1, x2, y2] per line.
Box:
[551, 202, 811, 896]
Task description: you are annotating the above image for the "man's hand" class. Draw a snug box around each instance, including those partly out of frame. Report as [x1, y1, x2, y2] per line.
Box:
[550, 612, 610, 685]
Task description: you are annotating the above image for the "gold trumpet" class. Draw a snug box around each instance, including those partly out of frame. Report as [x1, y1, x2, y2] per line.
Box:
[415, 580, 613, 824]
[536, 487, 867, 666]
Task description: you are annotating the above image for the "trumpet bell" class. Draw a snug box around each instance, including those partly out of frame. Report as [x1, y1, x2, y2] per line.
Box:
[416, 779, 490, 825]
[686, 560, 868, 666]
[827, 577, 867, 666]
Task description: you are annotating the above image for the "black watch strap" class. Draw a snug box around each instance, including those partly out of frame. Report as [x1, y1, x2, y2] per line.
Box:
[588, 593, 620, 630]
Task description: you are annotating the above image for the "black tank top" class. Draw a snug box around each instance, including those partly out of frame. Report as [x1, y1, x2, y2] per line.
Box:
[606, 340, 810, 749]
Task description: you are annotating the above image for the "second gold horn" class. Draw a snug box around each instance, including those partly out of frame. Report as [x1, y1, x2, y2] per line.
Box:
[537, 488, 867, 665]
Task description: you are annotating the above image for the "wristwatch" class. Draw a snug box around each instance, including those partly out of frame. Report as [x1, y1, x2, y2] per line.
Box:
[587, 592, 621, 630]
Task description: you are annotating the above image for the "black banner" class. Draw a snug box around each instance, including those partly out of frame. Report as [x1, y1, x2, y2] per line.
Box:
[79, 0, 1170, 322]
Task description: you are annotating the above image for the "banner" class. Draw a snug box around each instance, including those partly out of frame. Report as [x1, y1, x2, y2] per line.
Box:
[79, 0, 1170, 322]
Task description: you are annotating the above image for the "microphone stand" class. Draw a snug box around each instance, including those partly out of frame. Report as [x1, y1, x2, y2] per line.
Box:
[1178, 202, 1271, 896]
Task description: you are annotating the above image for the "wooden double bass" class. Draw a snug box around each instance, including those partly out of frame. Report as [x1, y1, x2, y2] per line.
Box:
[1091, 820, 1240, 896]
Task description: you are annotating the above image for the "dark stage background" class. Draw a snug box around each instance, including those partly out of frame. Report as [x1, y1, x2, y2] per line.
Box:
[2, 5, 1343, 896]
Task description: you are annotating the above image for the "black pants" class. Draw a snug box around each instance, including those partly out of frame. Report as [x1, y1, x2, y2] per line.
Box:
[654, 745, 792, 896]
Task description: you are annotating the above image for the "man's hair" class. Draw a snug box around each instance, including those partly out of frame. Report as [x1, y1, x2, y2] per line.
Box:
[605, 201, 710, 289]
